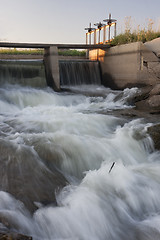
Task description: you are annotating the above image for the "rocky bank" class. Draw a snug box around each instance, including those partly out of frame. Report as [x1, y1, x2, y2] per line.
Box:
[134, 83, 160, 114]
[130, 83, 160, 150]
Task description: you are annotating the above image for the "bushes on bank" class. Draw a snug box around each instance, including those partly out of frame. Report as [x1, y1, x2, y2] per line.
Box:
[0, 48, 86, 56]
[58, 49, 86, 56]
[0, 48, 44, 55]
[111, 31, 160, 46]
[111, 17, 160, 46]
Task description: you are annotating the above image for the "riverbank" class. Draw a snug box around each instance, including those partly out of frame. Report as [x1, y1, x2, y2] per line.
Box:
[114, 83, 160, 150]
[132, 83, 160, 150]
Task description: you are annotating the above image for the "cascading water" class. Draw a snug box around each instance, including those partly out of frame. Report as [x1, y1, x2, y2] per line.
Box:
[0, 63, 160, 240]
[59, 60, 101, 86]
[0, 60, 47, 88]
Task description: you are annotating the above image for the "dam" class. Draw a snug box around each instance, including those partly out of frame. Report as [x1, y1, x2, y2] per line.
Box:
[0, 59, 102, 89]
[0, 39, 160, 91]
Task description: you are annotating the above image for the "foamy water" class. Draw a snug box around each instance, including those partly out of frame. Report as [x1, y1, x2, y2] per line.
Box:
[0, 84, 160, 240]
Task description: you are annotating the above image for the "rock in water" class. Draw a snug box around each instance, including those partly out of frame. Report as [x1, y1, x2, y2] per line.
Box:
[134, 84, 160, 114]
[0, 232, 32, 240]
[147, 124, 160, 150]
[150, 84, 160, 96]
[0, 139, 67, 213]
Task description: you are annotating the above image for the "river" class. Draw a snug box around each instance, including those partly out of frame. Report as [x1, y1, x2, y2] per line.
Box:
[0, 79, 160, 239]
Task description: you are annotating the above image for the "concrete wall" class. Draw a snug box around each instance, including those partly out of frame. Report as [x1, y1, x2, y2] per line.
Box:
[89, 42, 160, 89]
[43, 46, 60, 91]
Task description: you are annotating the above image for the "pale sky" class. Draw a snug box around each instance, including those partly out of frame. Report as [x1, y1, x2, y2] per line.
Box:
[0, 0, 160, 44]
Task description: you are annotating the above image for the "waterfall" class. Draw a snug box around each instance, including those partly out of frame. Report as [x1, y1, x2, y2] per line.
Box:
[0, 60, 47, 88]
[0, 60, 102, 88]
[0, 69, 160, 239]
[59, 60, 101, 86]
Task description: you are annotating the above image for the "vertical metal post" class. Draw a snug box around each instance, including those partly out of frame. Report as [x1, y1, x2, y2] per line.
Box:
[94, 30, 97, 44]
[86, 33, 88, 45]
[103, 25, 106, 43]
[114, 22, 117, 38]
[85, 23, 96, 45]
[98, 29, 101, 43]
[108, 25, 111, 42]
[103, 13, 117, 42]
[89, 23, 91, 45]
[108, 13, 111, 42]
[89, 32, 91, 45]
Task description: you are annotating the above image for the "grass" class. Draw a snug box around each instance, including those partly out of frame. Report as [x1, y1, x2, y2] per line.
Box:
[0, 48, 86, 56]
[58, 49, 86, 56]
[0, 48, 44, 55]
[111, 31, 160, 46]
[111, 17, 160, 46]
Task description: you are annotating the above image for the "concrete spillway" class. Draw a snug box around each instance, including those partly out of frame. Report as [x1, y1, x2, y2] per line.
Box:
[0, 60, 47, 88]
[59, 60, 101, 86]
[0, 59, 102, 88]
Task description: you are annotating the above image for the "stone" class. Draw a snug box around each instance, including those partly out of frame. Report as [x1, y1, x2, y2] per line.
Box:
[0, 139, 67, 213]
[150, 84, 160, 96]
[0, 233, 32, 240]
[144, 37, 160, 58]
[134, 84, 160, 113]
[147, 124, 160, 150]
[135, 99, 150, 111]
[148, 95, 160, 109]
[148, 62, 160, 79]
[133, 86, 152, 103]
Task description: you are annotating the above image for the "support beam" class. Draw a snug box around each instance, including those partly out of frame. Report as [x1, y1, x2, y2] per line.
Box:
[43, 46, 60, 91]
[114, 22, 117, 38]
[94, 30, 97, 44]
[103, 26, 106, 44]
[108, 25, 111, 42]
[86, 33, 88, 45]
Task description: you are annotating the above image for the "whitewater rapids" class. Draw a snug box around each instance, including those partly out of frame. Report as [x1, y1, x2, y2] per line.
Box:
[0, 84, 160, 240]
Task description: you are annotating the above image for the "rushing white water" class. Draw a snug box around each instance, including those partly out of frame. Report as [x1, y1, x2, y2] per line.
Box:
[59, 61, 101, 86]
[0, 83, 160, 240]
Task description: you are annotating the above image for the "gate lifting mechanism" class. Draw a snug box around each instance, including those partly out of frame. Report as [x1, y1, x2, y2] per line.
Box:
[85, 13, 117, 45]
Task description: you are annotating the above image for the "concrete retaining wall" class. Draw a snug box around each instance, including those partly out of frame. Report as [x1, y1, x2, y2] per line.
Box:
[89, 42, 160, 89]
[43, 46, 60, 91]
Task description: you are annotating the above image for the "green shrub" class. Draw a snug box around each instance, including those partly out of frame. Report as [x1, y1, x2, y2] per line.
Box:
[0, 48, 44, 55]
[58, 49, 86, 56]
[0, 48, 86, 56]
[111, 17, 160, 46]
[111, 31, 160, 46]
